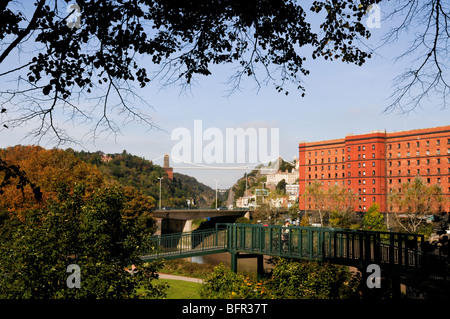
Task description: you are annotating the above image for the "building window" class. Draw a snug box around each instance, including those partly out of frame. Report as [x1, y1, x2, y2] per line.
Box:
[417, 142, 420, 147]
[372, 179, 376, 184]
[437, 149, 440, 155]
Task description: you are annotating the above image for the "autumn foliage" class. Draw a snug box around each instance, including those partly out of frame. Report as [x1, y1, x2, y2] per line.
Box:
[0, 145, 105, 220]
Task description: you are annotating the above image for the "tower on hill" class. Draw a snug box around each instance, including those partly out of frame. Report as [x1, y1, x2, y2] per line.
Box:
[163, 154, 173, 180]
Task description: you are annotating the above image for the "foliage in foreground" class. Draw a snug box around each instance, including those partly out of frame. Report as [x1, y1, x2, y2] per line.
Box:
[0, 185, 166, 299]
[200, 259, 361, 299]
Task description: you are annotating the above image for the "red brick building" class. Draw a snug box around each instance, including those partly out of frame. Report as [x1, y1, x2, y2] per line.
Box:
[298, 125, 450, 213]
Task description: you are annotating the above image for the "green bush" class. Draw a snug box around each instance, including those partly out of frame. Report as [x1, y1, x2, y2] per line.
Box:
[201, 259, 361, 299]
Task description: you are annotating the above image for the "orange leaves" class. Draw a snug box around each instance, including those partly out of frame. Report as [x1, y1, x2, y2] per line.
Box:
[0, 145, 106, 219]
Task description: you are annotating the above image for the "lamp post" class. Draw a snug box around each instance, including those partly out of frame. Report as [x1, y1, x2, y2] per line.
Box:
[158, 177, 163, 210]
[215, 179, 219, 209]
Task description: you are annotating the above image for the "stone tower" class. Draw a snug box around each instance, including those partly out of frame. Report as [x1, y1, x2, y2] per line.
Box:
[163, 154, 173, 180]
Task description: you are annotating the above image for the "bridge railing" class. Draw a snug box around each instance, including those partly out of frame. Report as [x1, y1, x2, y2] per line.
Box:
[222, 223, 427, 263]
[141, 225, 228, 260]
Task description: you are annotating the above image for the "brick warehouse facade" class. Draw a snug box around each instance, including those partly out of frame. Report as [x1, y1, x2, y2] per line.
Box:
[298, 125, 450, 214]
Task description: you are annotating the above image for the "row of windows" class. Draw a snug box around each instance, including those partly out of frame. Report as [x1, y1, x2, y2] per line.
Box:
[388, 149, 450, 158]
[389, 168, 450, 175]
[389, 187, 450, 193]
[307, 162, 378, 170]
[308, 153, 379, 163]
[307, 144, 379, 157]
[306, 204, 372, 211]
[388, 138, 450, 149]
[308, 172, 379, 180]
[389, 158, 450, 166]
[389, 177, 450, 184]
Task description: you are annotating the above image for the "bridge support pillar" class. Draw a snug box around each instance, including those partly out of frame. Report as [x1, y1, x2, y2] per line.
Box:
[230, 252, 238, 273]
[229, 253, 264, 280]
[161, 218, 193, 234]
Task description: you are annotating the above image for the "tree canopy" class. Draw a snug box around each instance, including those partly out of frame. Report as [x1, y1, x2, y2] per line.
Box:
[0, 0, 395, 144]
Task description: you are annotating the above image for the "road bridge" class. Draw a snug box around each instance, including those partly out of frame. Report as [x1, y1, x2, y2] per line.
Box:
[141, 223, 450, 298]
[152, 209, 251, 233]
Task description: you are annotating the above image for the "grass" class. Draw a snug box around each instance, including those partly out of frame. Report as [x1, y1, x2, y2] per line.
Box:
[159, 279, 202, 299]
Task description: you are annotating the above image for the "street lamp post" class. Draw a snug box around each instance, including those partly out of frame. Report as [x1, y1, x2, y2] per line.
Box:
[158, 177, 163, 210]
[215, 179, 219, 209]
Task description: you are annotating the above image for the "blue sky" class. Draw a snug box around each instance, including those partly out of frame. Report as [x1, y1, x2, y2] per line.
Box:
[1, 3, 449, 189]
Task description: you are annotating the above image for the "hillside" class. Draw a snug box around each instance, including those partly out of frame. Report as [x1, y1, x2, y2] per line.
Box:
[70, 149, 217, 208]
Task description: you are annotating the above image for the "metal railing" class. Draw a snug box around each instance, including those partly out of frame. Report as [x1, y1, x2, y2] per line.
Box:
[140, 225, 228, 261]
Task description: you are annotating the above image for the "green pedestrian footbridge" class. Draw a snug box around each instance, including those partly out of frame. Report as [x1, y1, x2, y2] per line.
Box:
[140, 223, 450, 297]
